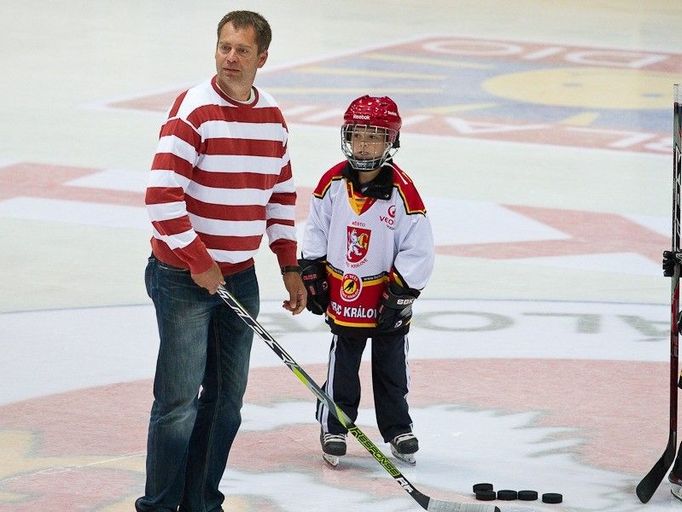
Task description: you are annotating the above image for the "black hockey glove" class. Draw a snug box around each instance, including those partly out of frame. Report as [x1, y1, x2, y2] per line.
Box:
[298, 257, 329, 315]
[376, 282, 419, 334]
[663, 250, 682, 277]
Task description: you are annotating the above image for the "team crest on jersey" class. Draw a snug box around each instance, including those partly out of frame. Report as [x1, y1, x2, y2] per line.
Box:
[340, 273, 362, 302]
[347, 226, 371, 265]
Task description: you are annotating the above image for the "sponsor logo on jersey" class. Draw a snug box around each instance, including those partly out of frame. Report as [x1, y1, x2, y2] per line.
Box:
[380, 205, 397, 229]
[347, 226, 371, 264]
[340, 273, 362, 302]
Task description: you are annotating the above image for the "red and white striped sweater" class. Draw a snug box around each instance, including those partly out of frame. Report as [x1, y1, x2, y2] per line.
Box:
[145, 76, 298, 276]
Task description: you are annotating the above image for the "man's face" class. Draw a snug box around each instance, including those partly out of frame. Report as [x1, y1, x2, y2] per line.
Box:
[215, 22, 268, 97]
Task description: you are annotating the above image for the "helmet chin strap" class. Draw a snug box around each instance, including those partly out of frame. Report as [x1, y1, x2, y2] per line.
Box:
[349, 157, 382, 171]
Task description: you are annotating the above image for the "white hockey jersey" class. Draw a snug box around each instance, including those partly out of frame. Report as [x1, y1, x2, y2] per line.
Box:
[302, 161, 435, 332]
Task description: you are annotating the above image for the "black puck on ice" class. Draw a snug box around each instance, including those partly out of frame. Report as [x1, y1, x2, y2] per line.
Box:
[473, 483, 494, 493]
[475, 489, 496, 501]
[497, 489, 518, 500]
[542, 492, 563, 504]
[518, 489, 539, 500]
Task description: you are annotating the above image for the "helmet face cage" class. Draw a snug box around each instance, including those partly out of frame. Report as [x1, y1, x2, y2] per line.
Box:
[341, 124, 399, 171]
[341, 95, 402, 171]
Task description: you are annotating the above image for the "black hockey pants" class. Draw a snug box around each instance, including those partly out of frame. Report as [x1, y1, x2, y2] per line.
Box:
[316, 332, 413, 443]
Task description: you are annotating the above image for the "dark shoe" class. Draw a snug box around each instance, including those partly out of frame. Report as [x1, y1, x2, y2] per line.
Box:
[389, 432, 418, 464]
[320, 430, 347, 456]
[136, 497, 183, 512]
[390, 432, 419, 454]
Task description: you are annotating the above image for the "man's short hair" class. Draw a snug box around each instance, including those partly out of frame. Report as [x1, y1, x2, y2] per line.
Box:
[217, 11, 272, 53]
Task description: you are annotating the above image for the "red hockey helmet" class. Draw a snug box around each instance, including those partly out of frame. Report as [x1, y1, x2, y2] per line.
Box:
[343, 95, 402, 140]
[341, 95, 402, 171]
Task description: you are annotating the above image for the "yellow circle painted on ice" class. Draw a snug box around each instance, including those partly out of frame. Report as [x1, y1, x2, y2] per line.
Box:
[482, 67, 676, 110]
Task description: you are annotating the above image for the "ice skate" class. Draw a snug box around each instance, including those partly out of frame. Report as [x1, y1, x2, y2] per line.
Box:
[670, 469, 682, 501]
[321, 431, 346, 467]
[390, 432, 419, 465]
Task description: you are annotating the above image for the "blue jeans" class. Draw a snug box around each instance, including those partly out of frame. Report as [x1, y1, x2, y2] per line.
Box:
[137, 256, 259, 512]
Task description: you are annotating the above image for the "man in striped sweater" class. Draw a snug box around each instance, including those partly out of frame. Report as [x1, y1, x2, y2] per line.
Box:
[137, 11, 306, 512]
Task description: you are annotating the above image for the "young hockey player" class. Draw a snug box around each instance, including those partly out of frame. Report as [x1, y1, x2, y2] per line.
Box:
[299, 95, 435, 466]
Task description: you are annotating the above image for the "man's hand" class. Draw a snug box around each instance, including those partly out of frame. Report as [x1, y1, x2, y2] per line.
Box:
[282, 272, 307, 315]
[191, 262, 225, 294]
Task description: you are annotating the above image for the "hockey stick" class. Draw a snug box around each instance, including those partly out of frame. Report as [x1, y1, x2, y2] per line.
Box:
[216, 285, 499, 512]
[668, 85, 682, 487]
[636, 83, 682, 503]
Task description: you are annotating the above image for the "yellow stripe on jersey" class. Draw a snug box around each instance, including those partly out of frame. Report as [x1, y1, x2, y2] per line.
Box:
[345, 180, 376, 215]
[326, 265, 388, 286]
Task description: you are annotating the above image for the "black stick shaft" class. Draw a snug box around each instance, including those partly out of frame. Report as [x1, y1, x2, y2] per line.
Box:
[636, 84, 681, 503]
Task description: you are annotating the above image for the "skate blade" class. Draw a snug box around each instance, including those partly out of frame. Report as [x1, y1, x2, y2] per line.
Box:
[322, 453, 340, 467]
[672, 482, 682, 501]
[390, 445, 416, 465]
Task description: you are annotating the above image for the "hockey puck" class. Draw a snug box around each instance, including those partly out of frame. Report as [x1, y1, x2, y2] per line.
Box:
[473, 483, 493, 493]
[497, 489, 518, 500]
[518, 490, 538, 501]
[542, 492, 563, 504]
[475, 489, 496, 501]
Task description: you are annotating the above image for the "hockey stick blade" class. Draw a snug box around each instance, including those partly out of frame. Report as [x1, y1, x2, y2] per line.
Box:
[216, 286, 499, 512]
[638, 271, 679, 503]
[425, 499, 498, 512]
[636, 435, 676, 503]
